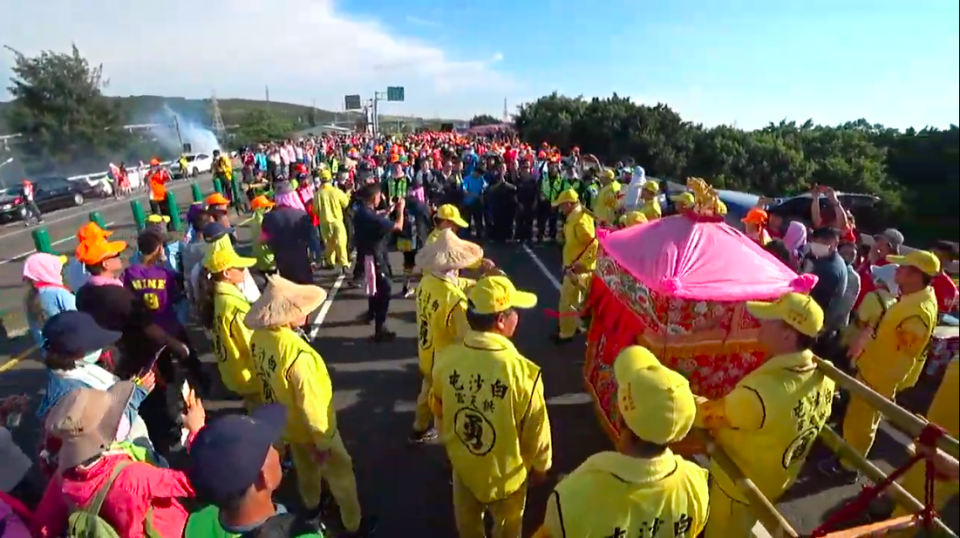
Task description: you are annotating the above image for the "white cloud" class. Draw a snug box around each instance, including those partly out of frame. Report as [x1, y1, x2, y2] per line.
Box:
[405, 15, 439, 27]
[0, 0, 517, 119]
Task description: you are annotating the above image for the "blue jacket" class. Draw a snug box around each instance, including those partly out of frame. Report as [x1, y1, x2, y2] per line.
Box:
[462, 173, 486, 204]
[37, 365, 148, 426]
[26, 287, 77, 349]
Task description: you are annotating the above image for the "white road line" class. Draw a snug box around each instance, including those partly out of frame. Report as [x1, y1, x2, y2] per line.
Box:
[521, 243, 563, 291]
[521, 245, 774, 538]
[308, 273, 347, 339]
[0, 220, 117, 265]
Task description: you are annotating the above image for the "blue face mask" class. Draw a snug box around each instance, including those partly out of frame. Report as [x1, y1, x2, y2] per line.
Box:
[80, 349, 103, 365]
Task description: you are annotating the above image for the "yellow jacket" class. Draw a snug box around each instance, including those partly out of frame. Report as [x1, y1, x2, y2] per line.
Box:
[562, 205, 597, 269]
[210, 281, 259, 397]
[592, 181, 621, 226]
[415, 273, 469, 376]
[639, 197, 662, 221]
[857, 286, 938, 392]
[251, 327, 338, 448]
[314, 184, 350, 224]
[431, 331, 552, 503]
[697, 350, 835, 503]
[542, 451, 709, 538]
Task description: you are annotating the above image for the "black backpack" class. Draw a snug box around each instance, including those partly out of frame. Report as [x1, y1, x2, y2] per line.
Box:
[246, 512, 325, 538]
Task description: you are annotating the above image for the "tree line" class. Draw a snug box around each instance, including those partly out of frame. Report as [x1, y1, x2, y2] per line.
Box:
[513, 93, 958, 245]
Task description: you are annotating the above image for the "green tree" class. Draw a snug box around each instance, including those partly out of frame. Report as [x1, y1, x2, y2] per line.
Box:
[514, 91, 958, 245]
[4, 45, 128, 174]
[469, 114, 502, 127]
[232, 109, 295, 146]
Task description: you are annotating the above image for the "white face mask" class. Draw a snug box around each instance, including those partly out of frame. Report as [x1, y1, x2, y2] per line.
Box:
[238, 271, 261, 303]
[808, 242, 832, 258]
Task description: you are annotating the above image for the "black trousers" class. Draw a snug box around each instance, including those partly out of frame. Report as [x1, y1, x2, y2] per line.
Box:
[466, 201, 485, 238]
[515, 202, 536, 241]
[367, 265, 392, 332]
[490, 202, 516, 242]
[536, 199, 557, 240]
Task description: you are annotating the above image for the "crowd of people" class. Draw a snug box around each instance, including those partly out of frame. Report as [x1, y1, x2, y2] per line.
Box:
[0, 129, 957, 538]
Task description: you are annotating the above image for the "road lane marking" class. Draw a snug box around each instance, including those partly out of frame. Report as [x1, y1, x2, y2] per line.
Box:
[0, 345, 38, 374]
[309, 273, 346, 340]
[521, 243, 774, 538]
[0, 221, 117, 265]
[521, 244, 563, 290]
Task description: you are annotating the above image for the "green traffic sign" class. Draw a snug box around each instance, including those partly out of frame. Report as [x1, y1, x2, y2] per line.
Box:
[387, 86, 405, 102]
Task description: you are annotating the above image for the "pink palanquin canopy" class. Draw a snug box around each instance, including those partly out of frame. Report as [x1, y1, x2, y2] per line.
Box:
[599, 214, 815, 302]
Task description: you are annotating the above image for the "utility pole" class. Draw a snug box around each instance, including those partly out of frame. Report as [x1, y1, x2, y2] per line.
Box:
[173, 116, 184, 151]
[265, 85, 270, 102]
[210, 91, 226, 141]
[503, 98, 509, 122]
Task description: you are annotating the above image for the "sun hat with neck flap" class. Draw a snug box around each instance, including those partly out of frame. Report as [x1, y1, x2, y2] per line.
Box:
[244, 274, 328, 329]
[414, 229, 483, 272]
[44, 382, 136, 470]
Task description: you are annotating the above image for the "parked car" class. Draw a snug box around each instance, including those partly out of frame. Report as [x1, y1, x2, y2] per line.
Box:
[172, 153, 213, 179]
[0, 176, 89, 223]
[715, 190, 881, 233]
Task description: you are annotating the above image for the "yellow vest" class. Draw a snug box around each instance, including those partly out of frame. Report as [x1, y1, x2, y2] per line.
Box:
[415, 273, 469, 376]
[314, 184, 349, 224]
[592, 181, 621, 225]
[841, 289, 896, 348]
[712, 350, 835, 503]
[431, 331, 552, 503]
[544, 451, 709, 538]
[211, 282, 259, 397]
[250, 327, 338, 447]
[858, 286, 938, 392]
[562, 206, 597, 269]
[639, 197, 662, 221]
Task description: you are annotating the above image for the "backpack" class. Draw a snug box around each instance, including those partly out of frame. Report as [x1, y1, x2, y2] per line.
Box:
[64, 461, 160, 538]
[247, 512, 325, 538]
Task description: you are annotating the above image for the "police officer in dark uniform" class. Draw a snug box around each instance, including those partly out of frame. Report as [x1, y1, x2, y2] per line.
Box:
[353, 182, 404, 342]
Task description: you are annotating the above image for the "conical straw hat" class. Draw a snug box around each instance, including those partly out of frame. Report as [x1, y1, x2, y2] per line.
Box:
[244, 274, 328, 329]
[415, 229, 483, 272]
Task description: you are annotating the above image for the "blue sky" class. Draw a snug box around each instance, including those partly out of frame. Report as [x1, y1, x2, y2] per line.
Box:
[2, 0, 958, 129]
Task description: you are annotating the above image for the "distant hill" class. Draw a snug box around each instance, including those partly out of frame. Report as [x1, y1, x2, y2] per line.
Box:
[0, 95, 462, 134]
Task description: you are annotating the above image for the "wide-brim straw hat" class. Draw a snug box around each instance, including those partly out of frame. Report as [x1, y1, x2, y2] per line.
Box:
[415, 229, 483, 272]
[244, 274, 328, 329]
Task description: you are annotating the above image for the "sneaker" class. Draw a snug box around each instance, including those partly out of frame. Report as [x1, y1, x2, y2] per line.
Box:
[340, 516, 378, 537]
[408, 428, 438, 445]
[817, 459, 860, 484]
[551, 333, 576, 345]
[370, 330, 396, 343]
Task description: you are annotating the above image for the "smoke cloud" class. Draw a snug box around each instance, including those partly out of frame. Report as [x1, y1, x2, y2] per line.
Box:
[148, 104, 220, 155]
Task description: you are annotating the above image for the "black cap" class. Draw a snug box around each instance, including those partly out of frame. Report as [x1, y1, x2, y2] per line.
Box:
[42, 311, 121, 357]
[202, 222, 234, 243]
[188, 404, 287, 504]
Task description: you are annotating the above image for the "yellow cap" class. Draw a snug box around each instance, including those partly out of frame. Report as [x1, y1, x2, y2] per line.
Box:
[600, 169, 616, 181]
[614, 346, 696, 445]
[320, 169, 333, 181]
[887, 250, 940, 276]
[203, 245, 256, 273]
[146, 214, 171, 224]
[551, 189, 579, 207]
[746, 292, 824, 338]
[619, 211, 648, 228]
[435, 204, 468, 228]
[468, 275, 538, 315]
[670, 192, 695, 208]
[642, 180, 660, 193]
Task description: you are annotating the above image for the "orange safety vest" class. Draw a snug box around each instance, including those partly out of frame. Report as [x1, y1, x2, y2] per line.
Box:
[149, 169, 169, 201]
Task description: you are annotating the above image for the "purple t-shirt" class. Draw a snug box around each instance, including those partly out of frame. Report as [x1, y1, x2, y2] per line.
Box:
[122, 264, 182, 336]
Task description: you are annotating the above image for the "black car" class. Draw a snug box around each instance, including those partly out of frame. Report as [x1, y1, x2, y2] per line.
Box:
[715, 190, 881, 233]
[0, 176, 88, 223]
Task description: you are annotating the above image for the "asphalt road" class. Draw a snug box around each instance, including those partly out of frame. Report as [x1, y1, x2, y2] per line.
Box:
[0, 209, 956, 536]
